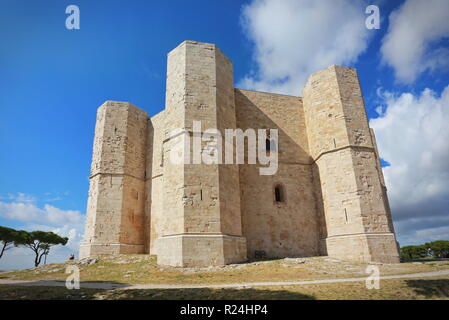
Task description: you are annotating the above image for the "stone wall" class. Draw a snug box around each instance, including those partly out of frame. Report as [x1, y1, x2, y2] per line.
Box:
[81, 41, 400, 266]
[80, 101, 148, 258]
[302, 66, 400, 263]
[144, 110, 165, 255]
[156, 41, 246, 267]
[235, 89, 321, 258]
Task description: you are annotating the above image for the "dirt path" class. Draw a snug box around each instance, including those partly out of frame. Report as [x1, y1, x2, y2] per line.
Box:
[1, 269, 448, 290]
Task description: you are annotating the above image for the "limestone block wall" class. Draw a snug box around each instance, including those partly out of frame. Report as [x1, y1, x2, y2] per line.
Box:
[160, 42, 187, 244]
[144, 110, 166, 254]
[302, 66, 400, 263]
[81, 41, 401, 266]
[370, 128, 396, 235]
[216, 47, 243, 238]
[156, 41, 246, 267]
[235, 89, 321, 258]
[80, 101, 148, 258]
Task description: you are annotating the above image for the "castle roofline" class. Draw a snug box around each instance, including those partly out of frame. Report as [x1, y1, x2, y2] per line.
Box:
[235, 88, 302, 100]
[167, 40, 232, 64]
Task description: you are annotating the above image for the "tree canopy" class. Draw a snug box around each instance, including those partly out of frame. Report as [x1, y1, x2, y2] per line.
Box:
[424, 240, 449, 258]
[18, 230, 68, 267]
[0, 226, 68, 267]
[0, 226, 18, 259]
[401, 240, 449, 260]
[400, 245, 427, 260]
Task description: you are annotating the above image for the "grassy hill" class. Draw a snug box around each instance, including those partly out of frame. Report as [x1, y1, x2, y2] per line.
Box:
[0, 255, 448, 299]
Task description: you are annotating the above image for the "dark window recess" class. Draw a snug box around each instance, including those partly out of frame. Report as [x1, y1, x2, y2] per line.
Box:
[275, 185, 284, 203]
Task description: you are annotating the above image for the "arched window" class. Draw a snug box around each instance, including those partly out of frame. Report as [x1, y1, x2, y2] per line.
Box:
[274, 185, 284, 203]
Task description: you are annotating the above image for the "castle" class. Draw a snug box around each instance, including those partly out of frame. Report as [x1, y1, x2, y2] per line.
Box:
[79, 40, 400, 266]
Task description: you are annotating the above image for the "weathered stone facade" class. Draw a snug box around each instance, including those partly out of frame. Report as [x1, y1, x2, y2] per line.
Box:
[80, 40, 400, 266]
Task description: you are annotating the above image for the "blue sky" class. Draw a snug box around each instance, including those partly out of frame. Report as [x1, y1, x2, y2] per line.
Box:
[1, 0, 448, 269]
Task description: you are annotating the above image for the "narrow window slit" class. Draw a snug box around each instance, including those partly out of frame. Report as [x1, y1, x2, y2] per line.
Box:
[274, 185, 284, 203]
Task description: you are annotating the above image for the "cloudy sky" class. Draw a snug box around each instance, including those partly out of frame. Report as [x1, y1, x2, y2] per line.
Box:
[0, 0, 448, 270]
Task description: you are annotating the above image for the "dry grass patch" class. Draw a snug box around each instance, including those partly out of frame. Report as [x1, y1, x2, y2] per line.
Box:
[1, 276, 448, 300]
[1, 255, 448, 286]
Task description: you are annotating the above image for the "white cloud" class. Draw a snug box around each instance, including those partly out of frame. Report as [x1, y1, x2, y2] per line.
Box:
[370, 85, 449, 245]
[238, 0, 371, 95]
[394, 214, 449, 246]
[381, 0, 449, 83]
[20, 224, 83, 252]
[0, 202, 83, 226]
[415, 226, 449, 242]
[7, 192, 36, 203]
[0, 194, 85, 270]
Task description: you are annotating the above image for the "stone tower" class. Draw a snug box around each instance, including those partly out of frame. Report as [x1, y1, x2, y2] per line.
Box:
[80, 41, 400, 265]
[156, 41, 247, 266]
[79, 101, 148, 258]
[302, 66, 399, 263]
